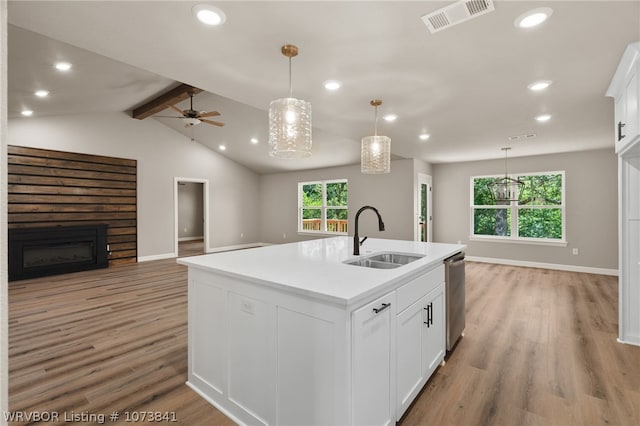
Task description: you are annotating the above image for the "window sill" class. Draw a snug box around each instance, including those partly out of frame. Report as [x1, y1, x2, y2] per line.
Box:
[469, 236, 568, 247]
[298, 231, 348, 237]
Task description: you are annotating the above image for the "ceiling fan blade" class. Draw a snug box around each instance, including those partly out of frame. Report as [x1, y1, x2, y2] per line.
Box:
[201, 119, 225, 127]
[154, 115, 182, 118]
[167, 104, 185, 115]
[198, 111, 221, 118]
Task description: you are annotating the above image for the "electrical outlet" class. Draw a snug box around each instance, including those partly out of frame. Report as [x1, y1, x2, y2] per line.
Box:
[572, 248, 579, 255]
[241, 300, 254, 315]
[184, 227, 187, 233]
[240, 233, 244, 239]
[283, 233, 287, 239]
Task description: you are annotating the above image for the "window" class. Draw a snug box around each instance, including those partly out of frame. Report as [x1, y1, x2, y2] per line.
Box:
[298, 180, 348, 234]
[471, 171, 565, 243]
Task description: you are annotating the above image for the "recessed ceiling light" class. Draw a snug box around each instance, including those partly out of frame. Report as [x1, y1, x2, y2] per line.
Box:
[21, 109, 33, 117]
[192, 4, 226, 26]
[54, 62, 72, 71]
[383, 114, 398, 122]
[250, 138, 259, 144]
[34, 90, 49, 97]
[419, 133, 430, 141]
[535, 114, 552, 122]
[219, 144, 227, 151]
[323, 80, 341, 91]
[527, 80, 552, 91]
[515, 7, 553, 28]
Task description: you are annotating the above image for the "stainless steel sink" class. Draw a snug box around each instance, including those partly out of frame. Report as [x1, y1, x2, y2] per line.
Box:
[344, 251, 424, 269]
[367, 253, 424, 265]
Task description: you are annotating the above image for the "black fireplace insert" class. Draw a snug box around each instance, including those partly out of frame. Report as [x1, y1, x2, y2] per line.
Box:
[9, 225, 109, 281]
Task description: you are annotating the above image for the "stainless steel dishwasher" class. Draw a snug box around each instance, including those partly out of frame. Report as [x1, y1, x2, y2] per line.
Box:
[444, 252, 465, 352]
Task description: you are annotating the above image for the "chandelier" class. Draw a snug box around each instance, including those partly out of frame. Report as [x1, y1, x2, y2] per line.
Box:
[487, 147, 524, 202]
[361, 100, 391, 174]
[268, 44, 312, 159]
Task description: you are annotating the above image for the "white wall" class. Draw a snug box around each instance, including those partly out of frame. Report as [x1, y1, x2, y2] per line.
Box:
[8, 112, 261, 258]
[178, 182, 204, 239]
[432, 148, 618, 270]
[259, 159, 418, 244]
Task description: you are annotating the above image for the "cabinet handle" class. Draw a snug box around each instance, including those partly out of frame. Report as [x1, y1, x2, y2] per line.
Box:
[423, 303, 434, 327]
[618, 121, 626, 141]
[423, 305, 431, 327]
[372, 303, 390, 314]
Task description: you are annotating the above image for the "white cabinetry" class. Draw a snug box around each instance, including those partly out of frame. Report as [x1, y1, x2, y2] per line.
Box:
[608, 42, 640, 155]
[608, 41, 640, 346]
[395, 266, 445, 419]
[352, 291, 396, 426]
[183, 246, 453, 424]
[422, 285, 445, 380]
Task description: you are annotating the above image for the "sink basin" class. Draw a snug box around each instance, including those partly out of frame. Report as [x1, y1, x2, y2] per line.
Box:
[344, 251, 424, 269]
[367, 253, 424, 265]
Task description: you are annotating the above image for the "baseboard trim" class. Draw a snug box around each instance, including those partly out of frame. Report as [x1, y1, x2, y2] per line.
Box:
[178, 236, 204, 242]
[205, 243, 269, 253]
[617, 337, 640, 347]
[138, 243, 269, 262]
[466, 256, 619, 276]
[138, 253, 176, 262]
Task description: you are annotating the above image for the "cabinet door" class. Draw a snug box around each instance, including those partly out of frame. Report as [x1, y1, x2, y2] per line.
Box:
[422, 284, 445, 379]
[352, 291, 395, 426]
[624, 70, 639, 143]
[396, 294, 429, 418]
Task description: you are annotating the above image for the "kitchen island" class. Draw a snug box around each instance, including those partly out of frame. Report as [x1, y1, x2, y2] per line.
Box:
[178, 237, 465, 425]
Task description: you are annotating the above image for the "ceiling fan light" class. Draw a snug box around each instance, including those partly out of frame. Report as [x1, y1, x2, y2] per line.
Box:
[183, 117, 201, 126]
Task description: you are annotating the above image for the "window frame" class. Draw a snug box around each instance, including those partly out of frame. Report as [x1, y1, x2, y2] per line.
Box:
[469, 171, 567, 246]
[298, 179, 348, 235]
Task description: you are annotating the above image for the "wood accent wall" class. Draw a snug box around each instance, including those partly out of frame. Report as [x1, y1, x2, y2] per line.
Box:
[7, 146, 137, 265]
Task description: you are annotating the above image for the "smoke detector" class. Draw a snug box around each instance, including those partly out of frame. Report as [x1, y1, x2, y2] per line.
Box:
[421, 0, 495, 34]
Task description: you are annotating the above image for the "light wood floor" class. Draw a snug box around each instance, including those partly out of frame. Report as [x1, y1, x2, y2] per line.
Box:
[8, 255, 640, 425]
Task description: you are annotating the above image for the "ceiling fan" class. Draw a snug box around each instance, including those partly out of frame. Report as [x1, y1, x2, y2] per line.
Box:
[159, 92, 224, 128]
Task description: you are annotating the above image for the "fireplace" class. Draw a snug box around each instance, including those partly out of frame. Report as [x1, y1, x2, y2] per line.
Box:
[9, 225, 109, 281]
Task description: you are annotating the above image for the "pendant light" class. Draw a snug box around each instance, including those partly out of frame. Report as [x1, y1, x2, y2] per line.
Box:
[268, 44, 312, 159]
[487, 147, 524, 202]
[361, 100, 391, 174]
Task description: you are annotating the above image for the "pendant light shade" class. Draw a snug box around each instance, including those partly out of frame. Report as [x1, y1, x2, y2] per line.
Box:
[268, 45, 312, 159]
[361, 100, 391, 174]
[487, 147, 524, 202]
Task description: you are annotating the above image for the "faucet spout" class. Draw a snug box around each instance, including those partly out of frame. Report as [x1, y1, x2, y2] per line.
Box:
[353, 206, 386, 255]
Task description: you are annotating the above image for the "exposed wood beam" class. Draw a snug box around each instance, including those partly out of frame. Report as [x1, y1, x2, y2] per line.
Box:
[132, 84, 203, 120]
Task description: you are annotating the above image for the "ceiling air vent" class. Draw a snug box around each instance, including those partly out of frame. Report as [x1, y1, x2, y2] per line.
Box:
[421, 0, 495, 34]
[508, 133, 537, 142]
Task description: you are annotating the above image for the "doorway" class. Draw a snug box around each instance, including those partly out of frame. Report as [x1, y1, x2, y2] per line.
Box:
[417, 174, 432, 242]
[174, 178, 209, 257]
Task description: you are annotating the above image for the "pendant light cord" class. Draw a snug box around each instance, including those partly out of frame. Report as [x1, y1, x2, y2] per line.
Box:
[373, 104, 379, 136]
[288, 56, 293, 98]
[504, 149, 508, 178]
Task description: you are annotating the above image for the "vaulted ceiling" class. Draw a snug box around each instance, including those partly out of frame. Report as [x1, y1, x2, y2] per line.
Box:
[7, 1, 640, 174]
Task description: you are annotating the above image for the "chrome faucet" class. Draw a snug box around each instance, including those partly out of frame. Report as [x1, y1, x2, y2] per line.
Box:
[353, 206, 385, 255]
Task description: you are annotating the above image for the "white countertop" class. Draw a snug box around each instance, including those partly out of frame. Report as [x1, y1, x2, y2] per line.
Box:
[178, 237, 465, 306]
